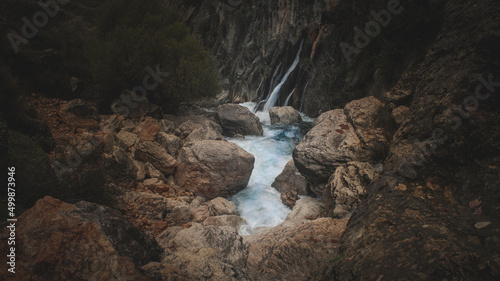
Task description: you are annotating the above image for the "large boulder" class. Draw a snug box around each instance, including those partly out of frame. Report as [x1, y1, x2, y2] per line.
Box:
[323, 162, 378, 218]
[272, 159, 309, 195]
[269, 106, 302, 125]
[115, 191, 192, 235]
[293, 97, 392, 186]
[175, 140, 254, 199]
[134, 141, 176, 176]
[0, 197, 162, 280]
[216, 104, 263, 136]
[143, 223, 250, 280]
[245, 217, 349, 280]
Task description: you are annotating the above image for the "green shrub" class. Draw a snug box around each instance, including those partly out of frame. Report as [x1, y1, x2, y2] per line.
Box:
[89, 0, 221, 111]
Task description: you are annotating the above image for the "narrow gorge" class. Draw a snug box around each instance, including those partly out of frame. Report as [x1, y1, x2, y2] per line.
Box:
[0, 0, 499, 280]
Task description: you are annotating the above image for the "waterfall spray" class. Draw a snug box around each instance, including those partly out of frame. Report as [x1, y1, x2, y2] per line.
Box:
[263, 40, 304, 112]
[284, 88, 295, 106]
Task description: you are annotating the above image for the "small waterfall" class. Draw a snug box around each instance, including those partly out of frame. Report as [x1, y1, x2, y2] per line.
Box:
[263, 40, 304, 112]
[284, 88, 295, 106]
[255, 78, 264, 98]
[299, 80, 309, 112]
[269, 62, 283, 96]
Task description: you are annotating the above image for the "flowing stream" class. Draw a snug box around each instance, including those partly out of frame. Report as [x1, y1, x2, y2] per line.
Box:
[229, 102, 311, 236]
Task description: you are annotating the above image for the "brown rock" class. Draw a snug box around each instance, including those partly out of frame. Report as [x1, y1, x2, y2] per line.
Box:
[207, 197, 239, 216]
[156, 132, 182, 157]
[175, 140, 254, 199]
[293, 97, 392, 188]
[145, 223, 250, 280]
[269, 106, 302, 125]
[324, 162, 378, 218]
[245, 217, 348, 280]
[135, 141, 176, 176]
[272, 159, 309, 195]
[0, 197, 161, 281]
[139, 117, 160, 141]
[117, 130, 138, 149]
[391, 105, 410, 125]
[281, 190, 299, 208]
[216, 104, 264, 136]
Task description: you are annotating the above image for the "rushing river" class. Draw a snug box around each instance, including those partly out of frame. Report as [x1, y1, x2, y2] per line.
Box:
[229, 102, 311, 236]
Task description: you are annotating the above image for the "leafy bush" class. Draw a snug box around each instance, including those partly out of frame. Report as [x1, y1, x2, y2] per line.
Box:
[89, 0, 221, 112]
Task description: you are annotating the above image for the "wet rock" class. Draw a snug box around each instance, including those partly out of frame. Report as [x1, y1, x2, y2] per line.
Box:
[324, 162, 378, 218]
[175, 140, 254, 199]
[216, 104, 263, 136]
[0, 197, 161, 280]
[269, 106, 302, 125]
[281, 190, 299, 208]
[272, 159, 309, 195]
[134, 141, 176, 176]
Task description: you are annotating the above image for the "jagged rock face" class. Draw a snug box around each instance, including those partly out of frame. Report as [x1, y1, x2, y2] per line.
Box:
[244, 217, 348, 280]
[333, 1, 500, 280]
[175, 140, 255, 199]
[272, 159, 309, 195]
[323, 161, 378, 218]
[216, 104, 263, 136]
[293, 96, 392, 186]
[144, 223, 250, 281]
[164, 0, 330, 102]
[0, 197, 161, 281]
[269, 106, 302, 124]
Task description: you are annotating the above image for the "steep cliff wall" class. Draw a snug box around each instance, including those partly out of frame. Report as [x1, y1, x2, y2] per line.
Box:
[164, 0, 331, 107]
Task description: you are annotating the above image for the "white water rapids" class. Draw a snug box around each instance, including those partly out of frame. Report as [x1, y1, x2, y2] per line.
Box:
[229, 102, 312, 236]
